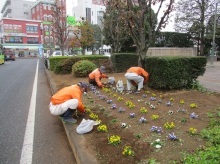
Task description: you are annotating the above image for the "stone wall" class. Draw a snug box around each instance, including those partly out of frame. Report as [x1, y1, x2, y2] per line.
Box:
[146, 47, 197, 57]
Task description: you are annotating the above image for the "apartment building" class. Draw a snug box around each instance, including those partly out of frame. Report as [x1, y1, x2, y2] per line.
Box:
[72, 0, 105, 27]
[1, 0, 34, 19]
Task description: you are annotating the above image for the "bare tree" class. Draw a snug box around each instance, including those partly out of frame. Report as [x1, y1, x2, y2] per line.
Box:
[50, 0, 70, 55]
[103, 0, 174, 66]
[174, 0, 216, 56]
[103, 0, 130, 53]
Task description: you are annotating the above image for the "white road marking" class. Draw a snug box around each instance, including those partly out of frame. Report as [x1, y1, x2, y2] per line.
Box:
[20, 59, 39, 164]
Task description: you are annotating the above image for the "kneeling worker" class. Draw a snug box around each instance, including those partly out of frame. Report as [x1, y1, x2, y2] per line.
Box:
[125, 67, 149, 93]
[49, 82, 88, 124]
[88, 66, 108, 88]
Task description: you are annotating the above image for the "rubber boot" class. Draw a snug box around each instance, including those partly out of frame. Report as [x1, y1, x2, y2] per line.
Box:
[61, 108, 77, 124]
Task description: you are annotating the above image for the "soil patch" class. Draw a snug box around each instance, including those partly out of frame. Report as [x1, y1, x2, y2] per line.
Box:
[49, 71, 220, 164]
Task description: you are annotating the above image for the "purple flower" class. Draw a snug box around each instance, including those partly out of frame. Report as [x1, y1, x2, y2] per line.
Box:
[168, 132, 178, 141]
[118, 107, 125, 113]
[129, 113, 135, 118]
[107, 100, 112, 104]
[190, 112, 198, 119]
[111, 103, 117, 109]
[150, 97, 156, 101]
[139, 117, 147, 123]
[100, 95, 107, 100]
[150, 126, 163, 133]
[142, 94, 147, 98]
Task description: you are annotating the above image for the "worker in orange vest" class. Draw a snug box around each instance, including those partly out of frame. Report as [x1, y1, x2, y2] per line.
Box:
[88, 66, 108, 88]
[125, 67, 149, 93]
[49, 82, 88, 124]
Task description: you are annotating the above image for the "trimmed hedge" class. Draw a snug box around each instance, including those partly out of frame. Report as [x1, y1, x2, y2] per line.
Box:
[49, 55, 109, 72]
[144, 56, 207, 89]
[111, 53, 138, 72]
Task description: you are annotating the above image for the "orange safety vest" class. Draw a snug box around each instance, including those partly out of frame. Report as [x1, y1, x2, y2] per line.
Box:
[51, 85, 85, 112]
[126, 67, 149, 82]
[89, 68, 107, 87]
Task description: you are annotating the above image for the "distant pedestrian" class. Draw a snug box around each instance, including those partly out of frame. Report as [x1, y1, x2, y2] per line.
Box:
[88, 66, 108, 88]
[49, 82, 88, 124]
[124, 67, 149, 93]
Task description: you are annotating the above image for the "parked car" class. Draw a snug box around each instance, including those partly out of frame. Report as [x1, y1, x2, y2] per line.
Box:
[51, 51, 72, 57]
[4, 51, 15, 61]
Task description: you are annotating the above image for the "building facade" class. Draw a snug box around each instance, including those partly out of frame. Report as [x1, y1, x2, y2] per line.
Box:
[1, 0, 34, 19]
[0, 18, 42, 56]
[31, 0, 66, 50]
[72, 0, 105, 26]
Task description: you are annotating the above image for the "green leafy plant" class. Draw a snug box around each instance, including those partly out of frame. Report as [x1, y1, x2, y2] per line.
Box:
[72, 60, 96, 77]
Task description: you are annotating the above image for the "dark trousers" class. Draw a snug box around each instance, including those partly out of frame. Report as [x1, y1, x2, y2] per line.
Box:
[60, 108, 76, 119]
[89, 78, 98, 86]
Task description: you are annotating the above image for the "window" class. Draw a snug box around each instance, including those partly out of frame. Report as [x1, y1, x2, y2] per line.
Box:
[27, 37, 39, 44]
[86, 8, 91, 23]
[43, 4, 46, 10]
[48, 15, 52, 21]
[26, 25, 38, 33]
[44, 25, 49, 31]
[48, 5, 51, 10]
[43, 14, 47, 21]
[45, 36, 49, 42]
[5, 36, 23, 43]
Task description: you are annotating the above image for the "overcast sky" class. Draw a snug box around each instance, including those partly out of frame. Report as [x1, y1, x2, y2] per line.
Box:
[0, 0, 175, 31]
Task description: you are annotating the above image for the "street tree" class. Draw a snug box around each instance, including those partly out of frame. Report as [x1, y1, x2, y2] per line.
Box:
[174, 0, 217, 56]
[103, 0, 174, 66]
[50, 0, 70, 55]
[69, 21, 95, 55]
[103, 0, 131, 53]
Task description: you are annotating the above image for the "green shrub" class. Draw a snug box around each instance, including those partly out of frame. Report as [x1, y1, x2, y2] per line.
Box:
[54, 58, 81, 74]
[72, 60, 96, 77]
[145, 56, 207, 89]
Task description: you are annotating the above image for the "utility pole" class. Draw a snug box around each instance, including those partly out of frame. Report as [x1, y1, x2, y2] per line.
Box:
[210, 1, 218, 66]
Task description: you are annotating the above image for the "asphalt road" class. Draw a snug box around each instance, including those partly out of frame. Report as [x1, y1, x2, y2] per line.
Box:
[0, 58, 76, 164]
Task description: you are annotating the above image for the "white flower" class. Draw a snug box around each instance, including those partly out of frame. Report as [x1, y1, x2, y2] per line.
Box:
[155, 139, 160, 142]
[155, 144, 162, 149]
[121, 123, 127, 128]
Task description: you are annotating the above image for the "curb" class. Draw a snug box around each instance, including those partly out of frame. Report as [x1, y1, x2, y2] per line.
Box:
[45, 68, 98, 164]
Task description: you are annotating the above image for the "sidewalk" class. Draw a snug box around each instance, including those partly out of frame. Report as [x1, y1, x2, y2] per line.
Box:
[45, 61, 220, 164]
[197, 61, 220, 93]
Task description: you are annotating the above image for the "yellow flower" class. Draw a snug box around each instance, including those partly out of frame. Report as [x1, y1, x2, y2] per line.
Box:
[164, 122, 175, 129]
[122, 146, 135, 156]
[97, 124, 108, 132]
[108, 135, 121, 146]
[89, 113, 99, 120]
[140, 107, 148, 113]
[117, 96, 123, 101]
[190, 103, 197, 108]
[180, 100, 185, 104]
[151, 115, 159, 120]
[189, 127, 197, 135]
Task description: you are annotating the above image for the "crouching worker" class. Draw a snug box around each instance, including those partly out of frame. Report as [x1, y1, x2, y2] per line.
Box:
[88, 66, 108, 88]
[125, 67, 149, 93]
[49, 82, 88, 124]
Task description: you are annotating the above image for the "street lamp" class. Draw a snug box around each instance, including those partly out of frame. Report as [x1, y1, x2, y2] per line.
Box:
[210, 1, 218, 66]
